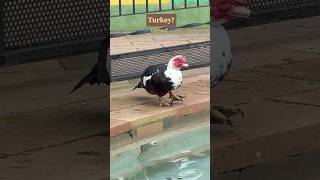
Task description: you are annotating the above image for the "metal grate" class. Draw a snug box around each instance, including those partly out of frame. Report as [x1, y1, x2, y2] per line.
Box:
[3, 0, 107, 50]
[224, 0, 320, 29]
[111, 41, 210, 81]
[247, 0, 320, 11]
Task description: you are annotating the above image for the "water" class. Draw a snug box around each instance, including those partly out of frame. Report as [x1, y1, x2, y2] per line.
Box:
[126, 150, 210, 180]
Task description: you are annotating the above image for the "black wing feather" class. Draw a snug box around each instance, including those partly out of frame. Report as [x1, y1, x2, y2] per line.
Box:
[69, 38, 109, 94]
[149, 71, 173, 93]
[142, 63, 167, 77]
[132, 63, 167, 91]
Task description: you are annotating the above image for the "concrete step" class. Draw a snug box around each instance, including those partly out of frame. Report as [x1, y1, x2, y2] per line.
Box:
[0, 57, 107, 180]
[211, 16, 320, 175]
[213, 66, 320, 174]
[110, 68, 210, 148]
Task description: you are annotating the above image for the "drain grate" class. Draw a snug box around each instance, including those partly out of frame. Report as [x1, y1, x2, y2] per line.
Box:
[111, 41, 210, 81]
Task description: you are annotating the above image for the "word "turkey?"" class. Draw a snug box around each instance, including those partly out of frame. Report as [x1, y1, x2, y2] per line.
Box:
[146, 14, 176, 27]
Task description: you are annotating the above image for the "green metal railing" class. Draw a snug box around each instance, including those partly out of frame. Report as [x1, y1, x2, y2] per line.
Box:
[111, 0, 210, 17]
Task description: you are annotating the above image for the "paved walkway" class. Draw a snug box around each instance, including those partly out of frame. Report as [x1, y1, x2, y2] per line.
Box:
[110, 16, 320, 176]
[0, 15, 320, 179]
[110, 26, 210, 55]
[213, 16, 320, 175]
[110, 67, 210, 139]
[0, 54, 108, 180]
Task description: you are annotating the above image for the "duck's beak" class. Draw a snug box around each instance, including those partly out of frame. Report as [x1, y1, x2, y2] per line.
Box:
[227, 6, 251, 18]
[182, 63, 189, 68]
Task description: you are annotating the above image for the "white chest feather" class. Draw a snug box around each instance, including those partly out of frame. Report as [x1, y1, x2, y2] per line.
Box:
[211, 23, 232, 87]
[142, 75, 152, 86]
[164, 68, 183, 89]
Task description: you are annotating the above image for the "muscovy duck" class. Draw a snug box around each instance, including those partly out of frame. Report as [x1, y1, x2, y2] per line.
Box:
[132, 55, 188, 107]
[211, 0, 251, 127]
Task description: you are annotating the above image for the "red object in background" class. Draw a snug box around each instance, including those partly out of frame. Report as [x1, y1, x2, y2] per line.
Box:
[211, 0, 248, 19]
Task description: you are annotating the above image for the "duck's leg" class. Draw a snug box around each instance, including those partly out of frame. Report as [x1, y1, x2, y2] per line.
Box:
[159, 96, 171, 107]
[211, 105, 244, 128]
[169, 91, 185, 103]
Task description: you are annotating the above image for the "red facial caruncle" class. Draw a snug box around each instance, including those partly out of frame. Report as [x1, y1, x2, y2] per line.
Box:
[173, 55, 188, 68]
[211, 0, 250, 20]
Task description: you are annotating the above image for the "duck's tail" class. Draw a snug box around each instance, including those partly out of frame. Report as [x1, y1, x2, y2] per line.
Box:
[132, 82, 143, 91]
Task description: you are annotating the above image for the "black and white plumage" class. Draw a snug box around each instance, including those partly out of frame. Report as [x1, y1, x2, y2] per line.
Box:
[132, 55, 188, 107]
[211, 22, 232, 88]
[211, 1, 251, 127]
[69, 38, 110, 94]
[211, 1, 251, 87]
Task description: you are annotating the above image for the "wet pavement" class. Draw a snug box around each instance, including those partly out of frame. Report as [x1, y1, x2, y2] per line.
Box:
[213, 16, 320, 174]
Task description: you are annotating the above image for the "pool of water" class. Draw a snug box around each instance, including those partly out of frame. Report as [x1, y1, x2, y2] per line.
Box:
[126, 150, 210, 180]
[111, 117, 210, 180]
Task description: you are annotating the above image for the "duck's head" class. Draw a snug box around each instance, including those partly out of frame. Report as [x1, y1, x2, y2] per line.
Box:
[168, 55, 188, 70]
[212, 0, 251, 23]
